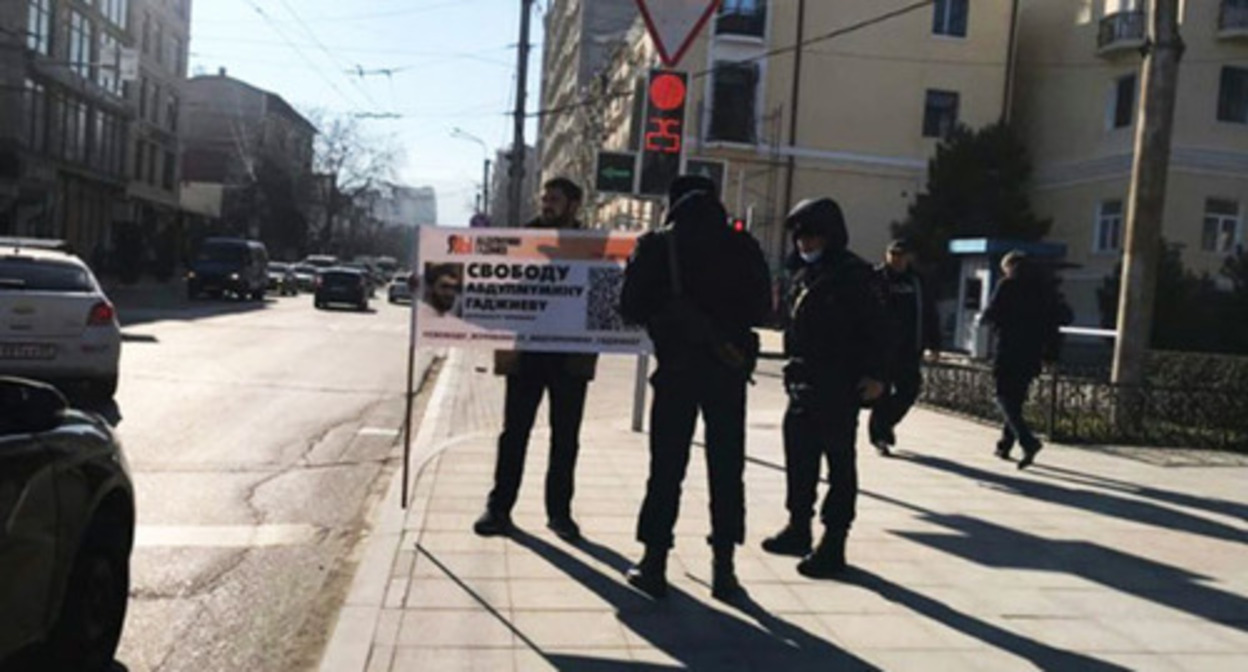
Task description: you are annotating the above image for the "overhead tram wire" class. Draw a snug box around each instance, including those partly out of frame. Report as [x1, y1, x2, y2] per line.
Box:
[275, 0, 389, 114]
[525, 0, 937, 120]
[238, 0, 364, 111]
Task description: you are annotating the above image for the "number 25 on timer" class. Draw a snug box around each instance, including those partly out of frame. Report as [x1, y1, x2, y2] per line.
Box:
[645, 118, 682, 154]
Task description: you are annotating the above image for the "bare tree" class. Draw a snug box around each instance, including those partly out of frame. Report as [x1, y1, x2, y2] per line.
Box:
[303, 109, 403, 252]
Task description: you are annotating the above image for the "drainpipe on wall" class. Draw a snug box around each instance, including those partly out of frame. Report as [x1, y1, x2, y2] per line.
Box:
[1003, 0, 1022, 124]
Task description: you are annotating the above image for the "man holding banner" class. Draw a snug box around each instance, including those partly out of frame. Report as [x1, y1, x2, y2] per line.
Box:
[473, 178, 598, 542]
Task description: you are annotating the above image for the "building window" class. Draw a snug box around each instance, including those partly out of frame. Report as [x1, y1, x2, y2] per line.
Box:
[933, 0, 969, 37]
[1109, 74, 1137, 129]
[23, 79, 47, 152]
[138, 77, 149, 120]
[717, 0, 767, 38]
[1203, 199, 1241, 253]
[923, 90, 960, 138]
[102, 0, 130, 30]
[172, 36, 184, 76]
[142, 13, 151, 54]
[27, 0, 53, 55]
[167, 93, 179, 132]
[163, 150, 176, 190]
[1217, 66, 1248, 124]
[148, 144, 159, 185]
[70, 11, 95, 80]
[1095, 199, 1125, 253]
[98, 33, 124, 97]
[150, 83, 161, 124]
[154, 22, 164, 64]
[708, 61, 759, 144]
[134, 140, 146, 182]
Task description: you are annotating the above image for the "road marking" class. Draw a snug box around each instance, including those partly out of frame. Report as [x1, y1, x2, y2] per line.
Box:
[357, 427, 401, 438]
[134, 524, 321, 548]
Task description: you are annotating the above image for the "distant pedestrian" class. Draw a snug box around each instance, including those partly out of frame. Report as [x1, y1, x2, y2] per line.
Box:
[473, 177, 597, 542]
[981, 250, 1063, 470]
[869, 238, 941, 456]
[619, 175, 772, 600]
[761, 198, 887, 578]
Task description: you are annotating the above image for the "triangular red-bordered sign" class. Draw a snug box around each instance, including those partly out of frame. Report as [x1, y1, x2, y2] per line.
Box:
[635, 0, 721, 68]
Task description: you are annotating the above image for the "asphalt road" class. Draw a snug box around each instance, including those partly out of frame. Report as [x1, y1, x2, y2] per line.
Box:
[104, 292, 433, 672]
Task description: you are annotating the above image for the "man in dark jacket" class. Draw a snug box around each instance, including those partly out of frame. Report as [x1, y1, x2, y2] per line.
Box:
[619, 175, 772, 601]
[474, 177, 598, 541]
[981, 250, 1060, 470]
[869, 238, 941, 456]
[761, 198, 887, 578]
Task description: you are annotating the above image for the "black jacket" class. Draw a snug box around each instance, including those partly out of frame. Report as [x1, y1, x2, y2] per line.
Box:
[982, 272, 1062, 377]
[619, 192, 771, 369]
[783, 202, 887, 390]
[875, 265, 941, 362]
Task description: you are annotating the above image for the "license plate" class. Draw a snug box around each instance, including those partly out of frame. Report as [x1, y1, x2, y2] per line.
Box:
[0, 343, 57, 360]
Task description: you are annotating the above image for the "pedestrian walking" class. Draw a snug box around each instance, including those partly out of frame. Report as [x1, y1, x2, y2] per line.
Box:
[473, 178, 598, 542]
[618, 175, 772, 600]
[869, 238, 941, 456]
[761, 198, 887, 578]
[981, 250, 1063, 470]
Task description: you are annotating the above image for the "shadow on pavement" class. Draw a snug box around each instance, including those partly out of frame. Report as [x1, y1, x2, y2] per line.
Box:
[865, 489, 1248, 634]
[117, 297, 276, 328]
[1030, 462, 1248, 524]
[899, 453, 1248, 546]
[511, 532, 878, 671]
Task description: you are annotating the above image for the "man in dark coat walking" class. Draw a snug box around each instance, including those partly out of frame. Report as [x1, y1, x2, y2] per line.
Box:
[474, 177, 598, 541]
[760, 198, 887, 578]
[619, 175, 772, 600]
[981, 250, 1062, 470]
[869, 238, 941, 456]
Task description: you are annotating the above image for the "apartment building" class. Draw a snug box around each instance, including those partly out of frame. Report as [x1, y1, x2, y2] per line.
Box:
[537, 0, 637, 190]
[1014, 0, 1248, 323]
[584, 0, 1014, 266]
[0, 0, 134, 256]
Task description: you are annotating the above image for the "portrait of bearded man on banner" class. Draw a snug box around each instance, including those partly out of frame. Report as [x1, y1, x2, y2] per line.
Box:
[424, 262, 464, 317]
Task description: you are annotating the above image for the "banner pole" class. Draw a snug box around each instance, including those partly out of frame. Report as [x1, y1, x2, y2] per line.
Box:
[401, 230, 422, 509]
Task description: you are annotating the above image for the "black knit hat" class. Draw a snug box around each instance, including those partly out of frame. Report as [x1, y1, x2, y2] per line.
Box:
[668, 174, 717, 205]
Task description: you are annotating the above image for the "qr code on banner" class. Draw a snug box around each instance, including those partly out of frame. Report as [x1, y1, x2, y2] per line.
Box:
[586, 267, 627, 332]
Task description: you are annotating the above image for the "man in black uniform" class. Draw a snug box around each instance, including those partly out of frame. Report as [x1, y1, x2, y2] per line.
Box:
[474, 178, 598, 541]
[619, 175, 771, 600]
[761, 198, 887, 578]
[982, 250, 1061, 470]
[869, 238, 940, 456]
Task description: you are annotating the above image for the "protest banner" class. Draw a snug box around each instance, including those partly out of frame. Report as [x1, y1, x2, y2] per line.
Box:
[412, 226, 647, 354]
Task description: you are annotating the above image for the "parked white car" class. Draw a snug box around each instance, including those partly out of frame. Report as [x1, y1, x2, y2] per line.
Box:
[0, 240, 121, 399]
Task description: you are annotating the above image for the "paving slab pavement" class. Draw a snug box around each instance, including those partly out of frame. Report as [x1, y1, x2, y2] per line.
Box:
[322, 349, 1248, 671]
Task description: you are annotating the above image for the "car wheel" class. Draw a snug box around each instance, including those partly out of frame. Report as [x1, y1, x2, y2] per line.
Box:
[89, 375, 119, 400]
[45, 513, 131, 671]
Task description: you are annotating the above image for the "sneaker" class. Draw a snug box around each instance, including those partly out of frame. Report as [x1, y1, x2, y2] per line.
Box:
[546, 516, 582, 542]
[1017, 443, 1043, 470]
[711, 565, 744, 601]
[626, 549, 668, 599]
[761, 523, 813, 557]
[472, 509, 513, 537]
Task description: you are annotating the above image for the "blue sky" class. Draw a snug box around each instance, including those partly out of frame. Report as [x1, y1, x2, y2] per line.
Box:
[189, 0, 550, 227]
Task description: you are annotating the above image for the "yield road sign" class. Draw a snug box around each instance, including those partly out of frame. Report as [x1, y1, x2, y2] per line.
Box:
[635, 0, 721, 67]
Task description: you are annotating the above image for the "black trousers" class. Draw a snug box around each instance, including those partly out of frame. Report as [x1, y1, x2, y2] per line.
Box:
[636, 362, 748, 550]
[869, 356, 922, 444]
[782, 383, 859, 533]
[486, 359, 589, 520]
[994, 367, 1040, 451]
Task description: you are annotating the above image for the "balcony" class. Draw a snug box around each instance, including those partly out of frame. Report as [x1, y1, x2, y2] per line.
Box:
[1219, 1, 1248, 39]
[1098, 11, 1147, 56]
[715, 11, 766, 40]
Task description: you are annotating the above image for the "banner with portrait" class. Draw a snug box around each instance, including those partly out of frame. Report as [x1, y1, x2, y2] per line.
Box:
[412, 226, 648, 354]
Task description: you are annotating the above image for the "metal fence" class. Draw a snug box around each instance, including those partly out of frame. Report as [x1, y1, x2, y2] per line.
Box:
[920, 361, 1248, 453]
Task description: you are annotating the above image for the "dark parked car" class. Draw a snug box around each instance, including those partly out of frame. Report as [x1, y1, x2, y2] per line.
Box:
[314, 268, 370, 311]
[0, 378, 134, 671]
[187, 238, 268, 301]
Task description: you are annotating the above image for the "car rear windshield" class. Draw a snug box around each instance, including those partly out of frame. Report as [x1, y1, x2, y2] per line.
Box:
[197, 244, 246, 264]
[294, 265, 316, 274]
[323, 272, 360, 286]
[0, 259, 93, 292]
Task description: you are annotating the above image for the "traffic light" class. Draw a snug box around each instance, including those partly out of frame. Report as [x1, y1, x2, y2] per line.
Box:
[638, 69, 688, 197]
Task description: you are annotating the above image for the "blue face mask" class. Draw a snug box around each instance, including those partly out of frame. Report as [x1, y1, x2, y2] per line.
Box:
[799, 249, 824, 264]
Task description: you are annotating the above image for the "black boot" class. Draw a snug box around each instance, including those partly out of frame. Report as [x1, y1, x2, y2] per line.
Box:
[994, 439, 1013, 460]
[472, 508, 513, 537]
[711, 543, 743, 601]
[797, 530, 847, 579]
[626, 547, 668, 599]
[761, 520, 812, 557]
[1017, 442, 1043, 470]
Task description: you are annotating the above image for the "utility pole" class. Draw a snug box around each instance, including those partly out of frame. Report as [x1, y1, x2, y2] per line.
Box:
[508, 0, 535, 228]
[780, 0, 807, 225]
[483, 158, 492, 217]
[1112, 0, 1184, 391]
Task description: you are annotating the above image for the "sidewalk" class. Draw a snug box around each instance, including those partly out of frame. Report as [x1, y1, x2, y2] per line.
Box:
[321, 351, 1248, 671]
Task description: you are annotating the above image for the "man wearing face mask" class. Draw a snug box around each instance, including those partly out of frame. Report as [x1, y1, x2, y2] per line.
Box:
[474, 177, 598, 542]
[761, 198, 887, 578]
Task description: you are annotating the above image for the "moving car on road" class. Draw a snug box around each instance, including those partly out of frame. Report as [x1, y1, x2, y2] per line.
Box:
[0, 377, 135, 671]
[314, 268, 370, 311]
[292, 264, 319, 293]
[187, 238, 269, 301]
[387, 272, 413, 303]
[267, 262, 298, 296]
[0, 239, 121, 399]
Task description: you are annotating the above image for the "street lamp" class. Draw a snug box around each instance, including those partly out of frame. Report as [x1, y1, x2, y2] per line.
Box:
[450, 127, 492, 218]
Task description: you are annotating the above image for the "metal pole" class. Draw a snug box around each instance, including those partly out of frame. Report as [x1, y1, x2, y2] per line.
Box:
[401, 230, 422, 509]
[780, 0, 807, 218]
[508, 0, 535, 228]
[1112, 0, 1184, 392]
[483, 158, 492, 217]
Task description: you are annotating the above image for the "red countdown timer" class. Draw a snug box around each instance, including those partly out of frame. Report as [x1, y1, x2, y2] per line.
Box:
[639, 69, 688, 196]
